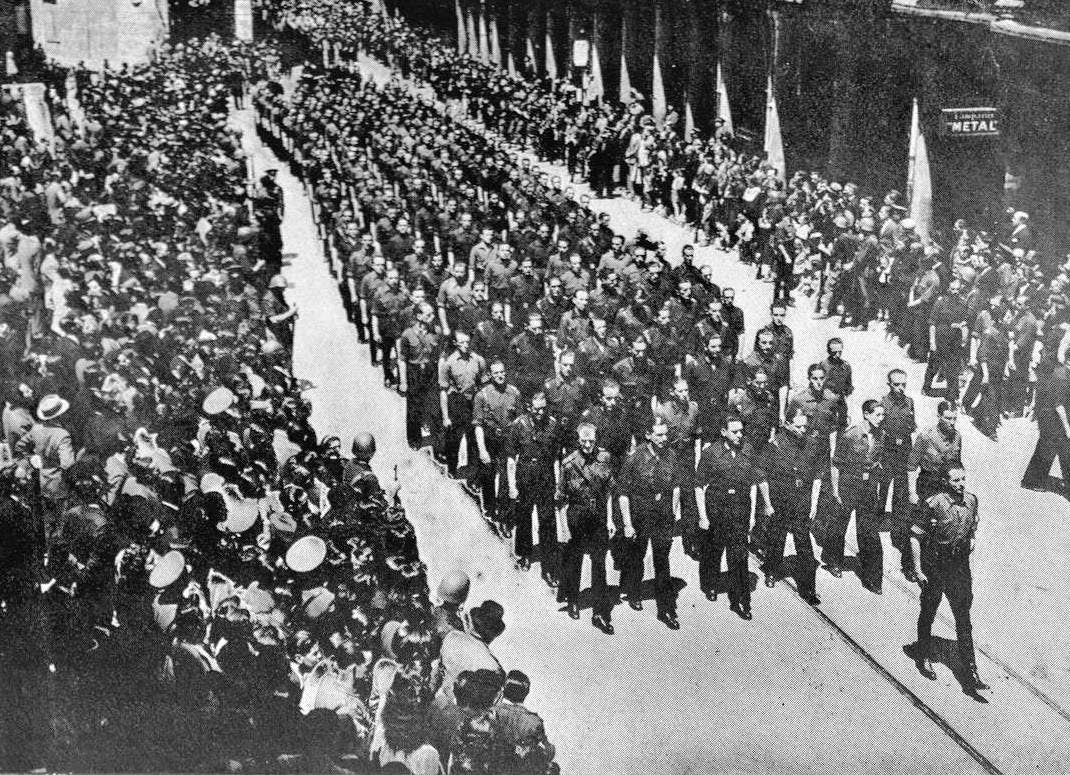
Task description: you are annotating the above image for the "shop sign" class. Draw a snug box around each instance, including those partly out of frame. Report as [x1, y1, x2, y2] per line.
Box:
[941, 107, 1000, 137]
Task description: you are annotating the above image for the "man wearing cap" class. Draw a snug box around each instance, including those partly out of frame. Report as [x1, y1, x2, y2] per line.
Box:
[910, 466, 988, 694]
[434, 570, 471, 637]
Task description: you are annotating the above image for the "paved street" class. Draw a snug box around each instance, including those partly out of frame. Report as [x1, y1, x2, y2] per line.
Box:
[234, 74, 1070, 772]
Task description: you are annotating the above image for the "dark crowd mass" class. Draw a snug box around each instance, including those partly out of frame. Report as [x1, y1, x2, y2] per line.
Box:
[247, 0, 1070, 698]
[1, 31, 558, 775]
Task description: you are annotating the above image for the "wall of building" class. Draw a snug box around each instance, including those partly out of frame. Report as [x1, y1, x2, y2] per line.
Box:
[28, 0, 168, 68]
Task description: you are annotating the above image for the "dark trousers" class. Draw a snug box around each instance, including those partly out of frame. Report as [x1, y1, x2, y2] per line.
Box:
[477, 436, 507, 521]
[620, 507, 675, 615]
[1022, 417, 1070, 493]
[443, 395, 476, 478]
[700, 515, 750, 607]
[404, 374, 439, 449]
[918, 542, 976, 671]
[560, 513, 610, 618]
[764, 493, 816, 596]
[923, 353, 962, 401]
[880, 466, 913, 573]
[514, 481, 556, 566]
[378, 334, 397, 383]
[824, 476, 884, 589]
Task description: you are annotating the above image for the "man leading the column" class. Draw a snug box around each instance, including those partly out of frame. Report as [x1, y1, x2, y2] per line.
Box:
[910, 466, 989, 695]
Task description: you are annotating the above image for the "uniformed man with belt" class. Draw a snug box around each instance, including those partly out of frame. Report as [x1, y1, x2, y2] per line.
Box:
[617, 418, 680, 629]
[438, 330, 487, 482]
[695, 415, 774, 620]
[544, 350, 589, 443]
[910, 466, 989, 694]
[908, 400, 963, 511]
[371, 266, 410, 388]
[506, 392, 561, 582]
[880, 368, 918, 581]
[653, 377, 700, 548]
[359, 256, 388, 366]
[398, 302, 441, 451]
[473, 360, 522, 527]
[761, 409, 821, 605]
[559, 422, 615, 634]
[829, 399, 886, 593]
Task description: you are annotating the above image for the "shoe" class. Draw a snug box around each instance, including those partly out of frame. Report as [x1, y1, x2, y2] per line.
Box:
[764, 575, 776, 589]
[802, 592, 821, 606]
[657, 611, 680, 630]
[861, 581, 883, 595]
[517, 557, 531, 571]
[704, 590, 718, 602]
[592, 615, 614, 635]
[826, 565, 843, 578]
[627, 597, 643, 611]
[461, 481, 480, 499]
[566, 602, 579, 620]
[968, 668, 990, 691]
[730, 603, 753, 621]
[918, 657, 937, 680]
[542, 571, 559, 588]
[903, 569, 919, 583]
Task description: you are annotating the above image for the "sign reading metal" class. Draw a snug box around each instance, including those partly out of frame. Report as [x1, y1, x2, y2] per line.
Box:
[941, 107, 1000, 137]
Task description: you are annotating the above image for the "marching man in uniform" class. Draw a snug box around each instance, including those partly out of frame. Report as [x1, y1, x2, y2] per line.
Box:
[910, 466, 989, 695]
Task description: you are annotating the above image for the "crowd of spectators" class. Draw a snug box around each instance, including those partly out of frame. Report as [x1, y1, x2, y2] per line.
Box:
[0, 31, 557, 775]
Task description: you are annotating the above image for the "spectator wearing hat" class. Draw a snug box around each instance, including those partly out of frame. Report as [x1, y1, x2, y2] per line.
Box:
[15, 393, 75, 543]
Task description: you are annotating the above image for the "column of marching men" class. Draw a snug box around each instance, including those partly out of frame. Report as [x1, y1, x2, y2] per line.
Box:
[254, 55, 994, 694]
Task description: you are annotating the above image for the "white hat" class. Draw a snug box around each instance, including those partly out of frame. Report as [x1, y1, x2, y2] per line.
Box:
[37, 394, 70, 422]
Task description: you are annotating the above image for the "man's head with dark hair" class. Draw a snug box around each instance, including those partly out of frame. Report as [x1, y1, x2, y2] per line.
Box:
[502, 670, 531, 703]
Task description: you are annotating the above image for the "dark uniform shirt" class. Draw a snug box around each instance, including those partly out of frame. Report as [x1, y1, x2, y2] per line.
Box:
[820, 357, 854, 399]
[833, 422, 884, 481]
[544, 374, 589, 429]
[399, 325, 440, 381]
[580, 404, 632, 462]
[761, 428, 818, 513]
[507, 413, 561, 486]
[619, 443, 679, 535]
[561, 448, 614, 515]
[908, 424, 962, 475]
[696, 440, 765, 531]
[914, 490, 978, 548]
[473, 383, 522, 438]
[371, 286, 410, 338]
[880, 391, 916, 469]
